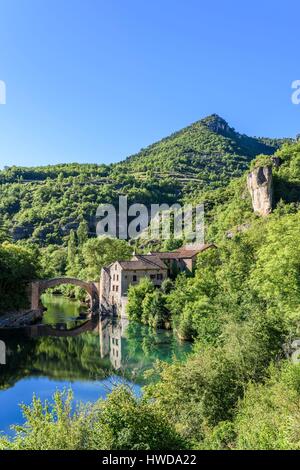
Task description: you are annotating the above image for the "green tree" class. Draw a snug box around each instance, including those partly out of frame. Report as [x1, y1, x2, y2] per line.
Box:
[0, 243, 41, 312]
[77, 221, 89, 246]
[67, 230, 77, 269]
[0, 216, 10, 243]
[0, 387, 187, 450]
[126, 278, 154, 322]
[142, 290, 170, 328]
[79, 236, 132, 280]
[234, 363, 300, 450]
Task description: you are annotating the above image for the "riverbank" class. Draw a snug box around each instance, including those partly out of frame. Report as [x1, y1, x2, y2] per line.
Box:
[0, 309, 43, 328]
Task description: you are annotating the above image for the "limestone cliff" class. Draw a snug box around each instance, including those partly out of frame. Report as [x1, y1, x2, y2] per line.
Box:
[247, 166, 273, 216]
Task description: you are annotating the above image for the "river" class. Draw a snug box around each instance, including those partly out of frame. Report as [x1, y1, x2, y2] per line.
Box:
[0, 295, 191, 435]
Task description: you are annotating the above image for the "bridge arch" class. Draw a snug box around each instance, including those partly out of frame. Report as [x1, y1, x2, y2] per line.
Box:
[31, 277, 99, 313]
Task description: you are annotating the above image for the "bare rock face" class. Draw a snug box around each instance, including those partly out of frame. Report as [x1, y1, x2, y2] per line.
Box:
[247, 166, 273, 216]
[204, 115, 231, 134]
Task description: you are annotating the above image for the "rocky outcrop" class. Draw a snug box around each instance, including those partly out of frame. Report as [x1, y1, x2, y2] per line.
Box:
[203, 114, 232, 135]
[226, 223, 251, 239]
[247, 166, 273, 216]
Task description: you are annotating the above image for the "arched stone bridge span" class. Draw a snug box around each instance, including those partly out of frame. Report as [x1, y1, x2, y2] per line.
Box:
[31, 277, 99, 313]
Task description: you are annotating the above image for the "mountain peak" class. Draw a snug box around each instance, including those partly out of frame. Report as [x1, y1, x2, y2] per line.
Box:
[200, 114, 232, 135]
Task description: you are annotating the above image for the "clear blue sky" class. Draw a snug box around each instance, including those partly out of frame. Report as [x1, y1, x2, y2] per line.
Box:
[0, 0, 299, 168]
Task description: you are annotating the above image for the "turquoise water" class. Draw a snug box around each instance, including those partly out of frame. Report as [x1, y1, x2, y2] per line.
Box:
[0, 295, 191, 435]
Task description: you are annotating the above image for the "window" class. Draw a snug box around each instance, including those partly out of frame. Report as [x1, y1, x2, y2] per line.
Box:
[157, 273, 163, 280]
[150, 274, 155, 280]
[115, 285, 119, 292]
[133, 275, 137, 282]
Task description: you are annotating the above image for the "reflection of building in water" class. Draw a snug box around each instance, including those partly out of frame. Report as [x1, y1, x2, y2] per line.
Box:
[99, 317, 128, 370]
[0, 340, 6, 365]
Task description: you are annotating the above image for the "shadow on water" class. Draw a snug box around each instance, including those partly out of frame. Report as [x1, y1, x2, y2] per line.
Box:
[0, 295, 191, 435]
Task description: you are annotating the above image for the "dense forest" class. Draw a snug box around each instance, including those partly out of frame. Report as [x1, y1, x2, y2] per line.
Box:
[1, 115, 300, 449]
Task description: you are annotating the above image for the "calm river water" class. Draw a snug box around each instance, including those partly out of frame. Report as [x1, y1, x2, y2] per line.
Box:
[0, 295, 191, 435]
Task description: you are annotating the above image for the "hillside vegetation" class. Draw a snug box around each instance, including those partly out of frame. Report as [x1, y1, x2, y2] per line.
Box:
[124, 140, 300, 449]
[2, 120, 300, 450]
[0, 114, 290, 248]
[119, 114, 285, 182]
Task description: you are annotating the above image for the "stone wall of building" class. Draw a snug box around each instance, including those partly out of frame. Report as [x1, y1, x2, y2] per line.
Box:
[99, 268, 112, 314]
[121, 268, 167, 294]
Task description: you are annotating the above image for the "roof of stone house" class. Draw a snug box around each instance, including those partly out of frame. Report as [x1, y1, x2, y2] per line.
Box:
[109, 244, 215, 271]
[149, 243, 215, 260]
[119, 254, 167, 271]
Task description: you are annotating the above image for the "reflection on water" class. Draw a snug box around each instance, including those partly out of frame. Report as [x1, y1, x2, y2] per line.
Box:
[99, 317, 124, 370]
[41, 293, 89, 329]
[99, 318, 192, 375]
[0, 295, 191, 435]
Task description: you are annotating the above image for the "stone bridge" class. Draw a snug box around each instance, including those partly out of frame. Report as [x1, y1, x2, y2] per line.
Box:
[30, 277, 100, 313]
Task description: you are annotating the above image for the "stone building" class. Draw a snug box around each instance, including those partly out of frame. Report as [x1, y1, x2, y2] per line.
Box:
[99, 244, 214, 317]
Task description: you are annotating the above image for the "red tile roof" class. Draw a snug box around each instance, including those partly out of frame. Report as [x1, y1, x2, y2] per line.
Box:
[119, 255, 167, 271]
[115, 244, 215, 271]
[149, 243, 215, 259]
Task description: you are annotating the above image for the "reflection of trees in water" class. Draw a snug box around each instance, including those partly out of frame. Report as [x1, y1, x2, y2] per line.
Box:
[0, 331, 110, 387]
[124, 323, 161, 360]
[122, 322, 190, 382]
[0, 334, 37, 390]
[0, 319, 191, 393]
[32, 334, 109, 381]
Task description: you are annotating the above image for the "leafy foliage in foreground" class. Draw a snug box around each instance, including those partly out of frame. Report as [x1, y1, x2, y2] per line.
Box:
[233, 363, 300, 450]
[0, 387, 187, 450]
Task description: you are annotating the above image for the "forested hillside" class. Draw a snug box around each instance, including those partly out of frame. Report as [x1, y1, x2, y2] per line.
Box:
[2, 140, 300, 450]
[119, 114, 286, 182]
[0, 114, 293, 312]
[1, 111, 300, 449]
[0, 114, 290, 248]
[121, 140, 300, 449]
